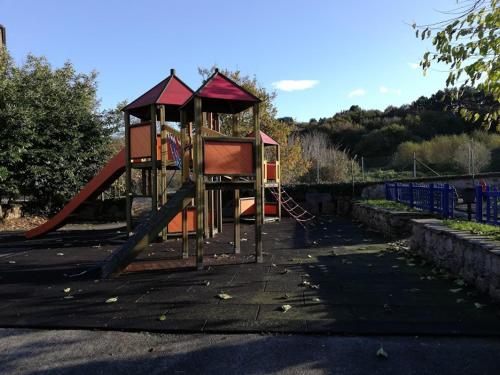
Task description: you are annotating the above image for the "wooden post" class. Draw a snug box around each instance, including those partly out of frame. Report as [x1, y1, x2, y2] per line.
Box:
[232, 114, 241, 253]
[160, 106, 168, 241]
[180, 110, 189, 258]
[141, 169, 147, 195]
[124, 111, 132, 235]
[194, 97, 204, 270]
[277, 144, 282, 220]
[254, 104, 263, 263]
[150, 105, 158, 215]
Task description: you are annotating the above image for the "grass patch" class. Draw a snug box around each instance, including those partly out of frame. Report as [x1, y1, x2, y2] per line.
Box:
[360, 199, 418, 212]
[443, 219, 500, 241]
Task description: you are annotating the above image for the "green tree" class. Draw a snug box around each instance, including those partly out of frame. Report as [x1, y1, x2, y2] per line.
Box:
[198, 67, 309, 182]
[0, 50, 118, 213]
[414, 0, 499, 128]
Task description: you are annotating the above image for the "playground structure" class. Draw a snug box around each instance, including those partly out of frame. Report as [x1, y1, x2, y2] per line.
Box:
[26, 68, 315, 277]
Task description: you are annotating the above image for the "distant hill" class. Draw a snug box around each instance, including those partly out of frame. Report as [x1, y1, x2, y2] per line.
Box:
[290, 87, 498, 169]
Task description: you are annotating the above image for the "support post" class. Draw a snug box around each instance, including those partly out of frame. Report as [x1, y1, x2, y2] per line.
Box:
[232, 114, 241, 253]
[413, 152, 417, 178]
[180, 110, 189, 258]
[234, 189, 240, 253]
[254, 104, 263, 263]
[194, 97, 204, 269]
[160, 106, 168, 241]
[277, 144, 282, 221]
[124, 111, 132, 235]
[150, 105, 158, 214]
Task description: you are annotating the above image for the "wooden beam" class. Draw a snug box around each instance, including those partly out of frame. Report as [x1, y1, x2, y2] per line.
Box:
[194, 97, 204, 270]
[254, 103, 263, 263]
[150, 105, 158, 215]
[180, 110, 189, 259]
[160, 106, 168, 241]
[124, 111, 132, 235]
[232, 114, 241, 253]
[277, 144, 282, 220]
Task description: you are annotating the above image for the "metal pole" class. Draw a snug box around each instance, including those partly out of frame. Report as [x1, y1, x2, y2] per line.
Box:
[413, 152, 417, 178]
[468, 142, 472, 175]
[351, 155, 357, 194]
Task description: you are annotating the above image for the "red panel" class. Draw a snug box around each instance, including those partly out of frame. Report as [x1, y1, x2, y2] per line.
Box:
[240, 198, 278, 216]
[266, 163, 276, 180]
[167, 207, 196, 233]
[199, 74, 258, 102]
[158, 77, 193, 106]
[204, 141, 254, 175]
[130, 125, 152, 159]
[25, 149, 126, 238]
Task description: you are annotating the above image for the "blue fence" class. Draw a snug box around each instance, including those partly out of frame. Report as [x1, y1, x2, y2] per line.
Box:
[385, 182, 454, 218]
[475, 185, 500, 226]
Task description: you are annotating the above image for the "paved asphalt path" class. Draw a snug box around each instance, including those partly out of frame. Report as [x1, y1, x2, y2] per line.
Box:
[1, 328, 500, 375]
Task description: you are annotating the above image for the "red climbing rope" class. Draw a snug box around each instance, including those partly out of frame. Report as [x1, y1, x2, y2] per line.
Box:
[269, 187, 315, 227]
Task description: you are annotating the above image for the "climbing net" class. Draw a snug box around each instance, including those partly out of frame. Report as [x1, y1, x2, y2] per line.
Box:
[167, 134, 182, 169]
[269, 187, 315, 227]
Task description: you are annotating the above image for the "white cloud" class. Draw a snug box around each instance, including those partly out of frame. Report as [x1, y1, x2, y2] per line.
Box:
[272, 80, 319, 92]
[348, 88, 366, 98]
[408, 62, 420, 70]
[379, 86, 402, 95]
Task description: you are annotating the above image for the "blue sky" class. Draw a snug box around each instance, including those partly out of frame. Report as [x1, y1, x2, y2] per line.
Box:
[2, 0, 456, 121]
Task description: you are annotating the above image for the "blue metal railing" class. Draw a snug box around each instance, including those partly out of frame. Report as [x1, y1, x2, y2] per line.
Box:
[385, 182, 454, 218]
[475, 185, 500, 225]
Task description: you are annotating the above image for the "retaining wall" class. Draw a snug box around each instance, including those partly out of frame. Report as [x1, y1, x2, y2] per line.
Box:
[351, 203, 432, 239]
[410, 219, 500, 302]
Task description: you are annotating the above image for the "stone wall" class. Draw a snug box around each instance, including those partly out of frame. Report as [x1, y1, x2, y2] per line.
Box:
[352, 203, 433, 239]
[410, 219, 500, 302]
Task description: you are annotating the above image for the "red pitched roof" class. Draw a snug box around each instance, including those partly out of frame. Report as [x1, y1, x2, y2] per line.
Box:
[247, 131, 279, 146]
[123, 71, 193, 121]
[181, 70, 261, 117]
[198, 74, 260, 102]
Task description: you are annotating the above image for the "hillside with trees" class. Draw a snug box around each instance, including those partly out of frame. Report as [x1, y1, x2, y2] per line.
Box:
[291, 87, 499, 182]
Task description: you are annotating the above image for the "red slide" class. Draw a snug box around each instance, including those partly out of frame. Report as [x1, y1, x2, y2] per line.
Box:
[25, 149, 126, 239]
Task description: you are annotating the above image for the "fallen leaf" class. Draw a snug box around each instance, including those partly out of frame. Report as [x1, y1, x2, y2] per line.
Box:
[56, 252, 64, 256]
[449, 288, 462, 294]
[301, 280, 311, 286]
[63, 288, 71, 293]
[203, 281, 210, 286]
[456, 298, 464, 303]
[307, 254, 312, 258]
[281, 304, 292, 313]
[376, 346, 388, 358]
[312, 297, 320, 302]
[474, 302, 485, 309]
[455, 279, 466, 286]
[105, 297, 118, 303]
[158, 314, 167, 321]
[217, 293, 232, 300]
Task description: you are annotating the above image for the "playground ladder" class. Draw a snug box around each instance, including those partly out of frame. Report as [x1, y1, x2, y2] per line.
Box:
[269, 187, 315, 227]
